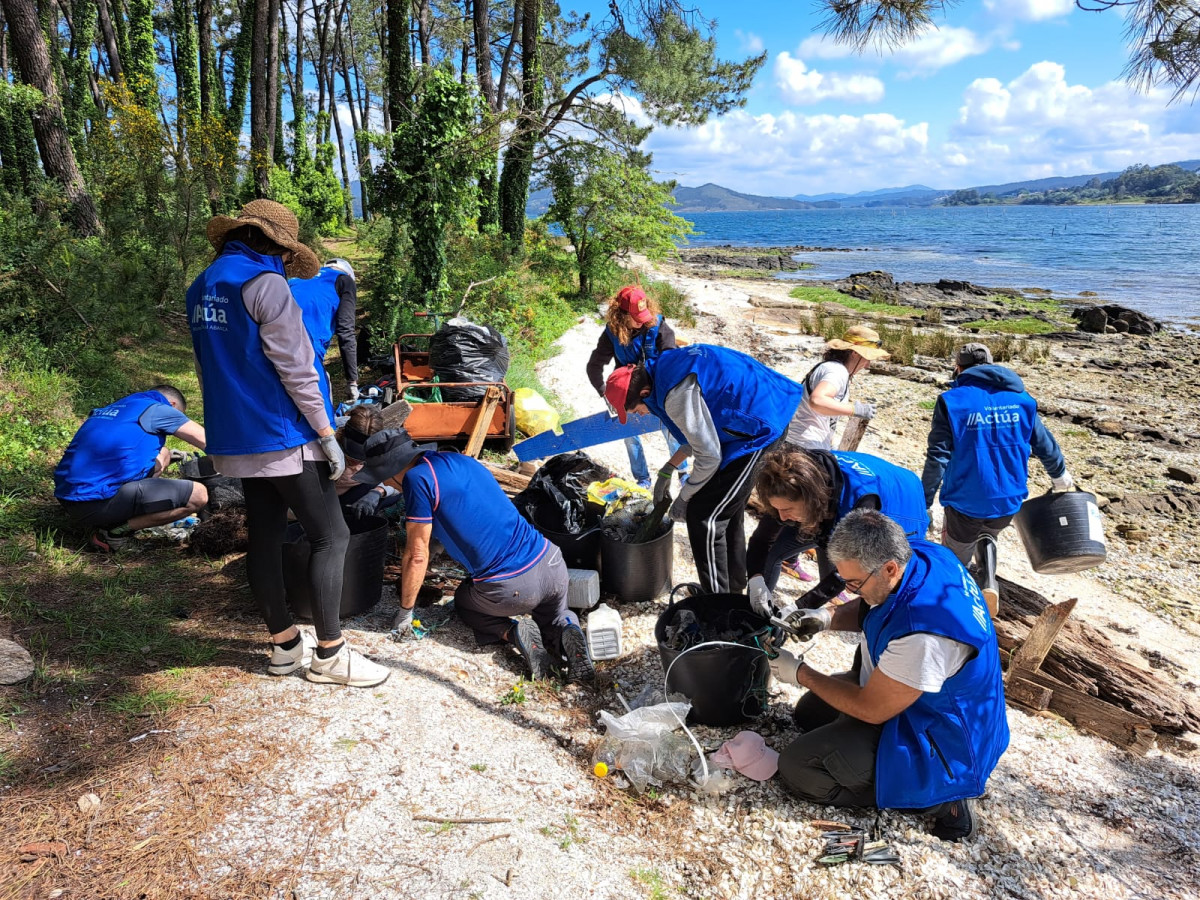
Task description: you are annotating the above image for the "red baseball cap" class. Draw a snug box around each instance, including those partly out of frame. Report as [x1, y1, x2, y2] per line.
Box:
[604, 365, 637, 424]
[615, 286, 654, 325]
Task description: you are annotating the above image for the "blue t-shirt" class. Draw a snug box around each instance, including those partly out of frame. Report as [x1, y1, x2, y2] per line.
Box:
[403, 452, 549, 582]
[139, 403, 191, 436]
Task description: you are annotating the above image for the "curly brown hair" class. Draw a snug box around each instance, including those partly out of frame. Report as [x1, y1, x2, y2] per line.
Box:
[604, 289, 662, 346]
[754, 447, 833, 527]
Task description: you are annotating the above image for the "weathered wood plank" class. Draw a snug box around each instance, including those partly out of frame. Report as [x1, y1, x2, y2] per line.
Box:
[379, 398, 413, 429]
[464, 386, 502, 458]
[1028, 669, 1156, 755]
[1007, 597, 1078, 679]
[837, 415, 870, 452]
[1006, 676, 1053, 712]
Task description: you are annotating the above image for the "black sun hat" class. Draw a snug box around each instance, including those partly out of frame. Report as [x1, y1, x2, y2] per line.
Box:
[344, 426, 436, 485]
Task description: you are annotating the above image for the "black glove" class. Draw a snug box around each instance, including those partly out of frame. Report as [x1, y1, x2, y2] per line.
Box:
[346, 489, 382, 519]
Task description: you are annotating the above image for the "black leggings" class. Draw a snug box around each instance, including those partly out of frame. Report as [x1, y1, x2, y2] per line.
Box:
[242, 461, 350, 642]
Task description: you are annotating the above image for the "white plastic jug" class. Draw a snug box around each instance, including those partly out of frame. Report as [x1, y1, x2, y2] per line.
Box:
[586, 603, 623, 661]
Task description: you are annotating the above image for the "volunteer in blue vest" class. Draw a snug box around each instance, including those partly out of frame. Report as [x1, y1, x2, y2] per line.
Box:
[356, 428, 595, 684]
[54, 385, 208, 552]
[769, 509, 1009, 842]
[584, 285, 685, 489]
[289, 257, 361, 401]
[604, 344, 804, 595]
[187, 199, 388, 689]
[921, 342, 1074, 616]
[746, 447, 929, 618]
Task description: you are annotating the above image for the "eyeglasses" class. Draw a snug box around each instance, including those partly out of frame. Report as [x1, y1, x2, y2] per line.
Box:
[840, 562, 886, 595]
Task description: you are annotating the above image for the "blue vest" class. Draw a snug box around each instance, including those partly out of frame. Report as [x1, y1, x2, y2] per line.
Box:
[834, 451, 929, 539]
[938, 380, 1038, 518]
[607, 316, 662, 366]
[863, 540, 1009, 809]
[186, 242, 333, 455]
[644, 345, 803, 468]
[54, 391, 170, 502]
[290, 267, 342, 361]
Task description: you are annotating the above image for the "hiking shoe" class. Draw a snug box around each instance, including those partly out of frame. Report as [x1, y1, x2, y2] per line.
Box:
[974, 534, 1000, 616]
[510, 618, 554, 680]
[930, 797, 977, 842]
[306, 643, 390, 687]
[560, 622, 596, 685]
[90, 528, 131, 553]
[268, 630, 317, 676]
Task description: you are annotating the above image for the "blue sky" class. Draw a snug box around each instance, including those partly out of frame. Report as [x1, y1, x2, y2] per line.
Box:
[589, 0, 1200, 195]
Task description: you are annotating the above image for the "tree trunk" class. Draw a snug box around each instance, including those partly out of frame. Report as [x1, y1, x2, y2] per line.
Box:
[250, 0, 271, 193]
[1, 0, 100, 234]
[110, 0, 130, 73]
[94, 0, 122, 79]
[498, 0, 539, 245]
[385, 0, 409, 131]
[335, 17, 368, 219]
[225, 11, 252, 135]
[329, 58, 352, 224]
[173, 0, 201, 125]
[65, 0, 97, 153]
[415, 0, 430, 67]
[126, 0, 157, 107]
[197, 0, 215, 119]
[267, 0, 281, 165]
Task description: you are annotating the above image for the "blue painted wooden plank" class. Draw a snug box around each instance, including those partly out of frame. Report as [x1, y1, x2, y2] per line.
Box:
[514, 411, 664, 461]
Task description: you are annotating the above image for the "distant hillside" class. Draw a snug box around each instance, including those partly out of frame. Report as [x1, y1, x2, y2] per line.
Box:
[792, 184, 941, 207]
[946, 162, 1200, 206]
[672, 183, 823, 212]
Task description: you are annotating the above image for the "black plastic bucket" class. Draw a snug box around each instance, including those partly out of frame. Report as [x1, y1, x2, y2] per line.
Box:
[540, 524, 603, 571]
[283, 515, 389, 618]
[655, 586, 777, 726]
[600, 523, 674, 603]
[1013, 490, 1107, 574]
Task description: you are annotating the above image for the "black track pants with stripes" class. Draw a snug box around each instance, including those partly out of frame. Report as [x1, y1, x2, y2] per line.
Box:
[684, 437, 783, 595]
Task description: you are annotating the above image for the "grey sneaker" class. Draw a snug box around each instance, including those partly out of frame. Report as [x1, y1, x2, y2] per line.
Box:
[560, 623, 596, 685]
[306, 643, 390, 687]
[90, 528, 132, 552]
[267, 630, 317, 676]
[510, 618, 554, 680]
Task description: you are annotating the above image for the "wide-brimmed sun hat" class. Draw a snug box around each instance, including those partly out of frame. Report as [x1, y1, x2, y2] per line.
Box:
[347, 426, 437, 485]
[826, 324, 891, 361]
[205, 199, 320, 279]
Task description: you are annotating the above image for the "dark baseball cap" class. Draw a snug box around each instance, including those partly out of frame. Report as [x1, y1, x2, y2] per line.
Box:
[956, 342, 993, 368]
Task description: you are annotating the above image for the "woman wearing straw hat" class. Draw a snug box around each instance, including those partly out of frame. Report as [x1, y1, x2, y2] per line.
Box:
[746, 325, 890, 608]
[186, 199, 388, 688]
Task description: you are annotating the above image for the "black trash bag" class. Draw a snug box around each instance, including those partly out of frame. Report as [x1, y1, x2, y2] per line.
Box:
[600, 498, 669, 544]
[513, 452, 613, 535]
[180, 456, 244, 510]
[428, 318, 510, 401]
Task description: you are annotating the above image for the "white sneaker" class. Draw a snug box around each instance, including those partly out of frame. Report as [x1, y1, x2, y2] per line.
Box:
[267, 630, 317, 676]
[306, 643, 390, 687]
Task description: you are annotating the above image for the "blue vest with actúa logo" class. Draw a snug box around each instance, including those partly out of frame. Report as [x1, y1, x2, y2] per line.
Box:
[644, 345, 803, 469]
[186, 242, 333, 455]
[607, 316, 662, 366]
[833, 451, 930, 538]
[863, 540, 1009, 810]
[54, 391, 171, 502]
[289, 267, 342, 361]
[939, 379, 1038, 518]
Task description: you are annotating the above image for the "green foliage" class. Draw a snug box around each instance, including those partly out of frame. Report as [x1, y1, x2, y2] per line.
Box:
[103, 688, 189, 717]
[787, 283, 914, 317]
[266, 155, 345, 237]
[500, 678, 529, 705]
[545, 147, 693, 296]
[787, 284, 850, 305]
[126, 0, 160, 109]
[960, 316, 1060, 335]
[173, 0, 202, 124]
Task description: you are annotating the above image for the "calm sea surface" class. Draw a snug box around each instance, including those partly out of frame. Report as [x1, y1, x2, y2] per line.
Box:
[681, 206, 1200, 324]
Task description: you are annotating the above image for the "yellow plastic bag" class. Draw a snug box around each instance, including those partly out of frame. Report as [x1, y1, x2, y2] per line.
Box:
[514, 388, 561, 437]
[587, 477, 652, 513]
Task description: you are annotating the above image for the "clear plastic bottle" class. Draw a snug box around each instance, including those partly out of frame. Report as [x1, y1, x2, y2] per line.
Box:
[616, 739, 656, 793]
[591, 736, 621, 778]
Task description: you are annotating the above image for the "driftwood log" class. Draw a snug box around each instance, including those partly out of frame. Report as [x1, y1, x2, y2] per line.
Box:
[996, 576, 1200, 736]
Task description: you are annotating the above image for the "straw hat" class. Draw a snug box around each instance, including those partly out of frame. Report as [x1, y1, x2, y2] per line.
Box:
[205, 199, 320, 280]
[826, 324, 890, 361]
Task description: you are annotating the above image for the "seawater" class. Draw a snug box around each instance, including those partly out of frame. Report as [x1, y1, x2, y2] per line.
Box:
[681, 205, 1200, 324]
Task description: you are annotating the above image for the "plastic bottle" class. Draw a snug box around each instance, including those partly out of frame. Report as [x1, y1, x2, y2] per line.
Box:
[172, 515, 200, 529]
[616, 738, 656, 793]
[586, 603, 623, 661]
[591, 735, 622, 778]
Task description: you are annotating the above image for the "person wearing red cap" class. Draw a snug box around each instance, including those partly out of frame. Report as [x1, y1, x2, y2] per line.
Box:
[585, 285, 686, 489]
[604, 345, 804, 594]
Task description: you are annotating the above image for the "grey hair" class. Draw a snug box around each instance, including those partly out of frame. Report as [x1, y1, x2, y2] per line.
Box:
[827, 508, 913, 571]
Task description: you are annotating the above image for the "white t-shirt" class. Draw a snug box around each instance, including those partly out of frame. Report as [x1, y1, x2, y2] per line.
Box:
[858, 632, 975, 692]
[786, 361, 851, 449]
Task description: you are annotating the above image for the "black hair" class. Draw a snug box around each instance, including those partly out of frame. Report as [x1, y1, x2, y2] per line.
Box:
[821, 348, 855, 366]
[219, 224, 288, 257]
[151, 384, 186, 411]
[624, 365, 652, 410]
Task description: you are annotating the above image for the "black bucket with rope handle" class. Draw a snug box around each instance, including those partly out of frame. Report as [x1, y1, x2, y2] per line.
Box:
[654, 584, 781, 726]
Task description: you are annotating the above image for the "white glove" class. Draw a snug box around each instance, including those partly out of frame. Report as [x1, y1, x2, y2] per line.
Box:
[347, 382, 360, 402]
[853, 401, 876, 420]
[784, 607, 832, 641]
[748, 575, 774, 618]
[769, 647, 802, 685]
[1050, 471, 1075, 493]
[318, 433, 347, 480]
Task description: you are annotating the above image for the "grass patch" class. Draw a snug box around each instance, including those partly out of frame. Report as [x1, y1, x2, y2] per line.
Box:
[985, 292, 1067, 314]
[500, 678, 529, 705]
[787, 284, 850, 305]
[788, 284, 914, 317]
[103, 687, 188, 717]
[918, 399, 938, 410]
[630, 867, 673, 899]
[961, 316, 1060, 335]
[0, 750, 14, 784]
[469, 762, 488, 772]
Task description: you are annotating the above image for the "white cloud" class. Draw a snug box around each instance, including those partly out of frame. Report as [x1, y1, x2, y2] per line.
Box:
[796, 34, 859, 61]
[984, 0, 1074, 23]
[735, 29, 765, 55]
[887, 26, 991, 73]
[774, 52, 885, 105]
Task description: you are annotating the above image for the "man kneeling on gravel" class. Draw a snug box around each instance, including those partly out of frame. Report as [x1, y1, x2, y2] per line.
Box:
[769, 509, 1009, 842]
[350, 427, 595, 684]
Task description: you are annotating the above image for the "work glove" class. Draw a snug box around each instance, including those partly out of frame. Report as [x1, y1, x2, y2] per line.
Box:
[782, 607, 832, 641]
[669, 494, 689, 523]
[653, 464, 677, 505]
[318, 433, 347, 480]
[852, 401, 876, 421]
[1050, 471, 1076, 493]
[347, 382, 360, 402]
[768, 647, 802, 686]
[391, 606, 415, 640]
[748, 575, 775, 618]
[346, 489, 382, 520]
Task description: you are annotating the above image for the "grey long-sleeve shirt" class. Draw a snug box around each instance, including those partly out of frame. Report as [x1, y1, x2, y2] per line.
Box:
[199, 271, 331, 478]
[661, 374, 721, 502]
